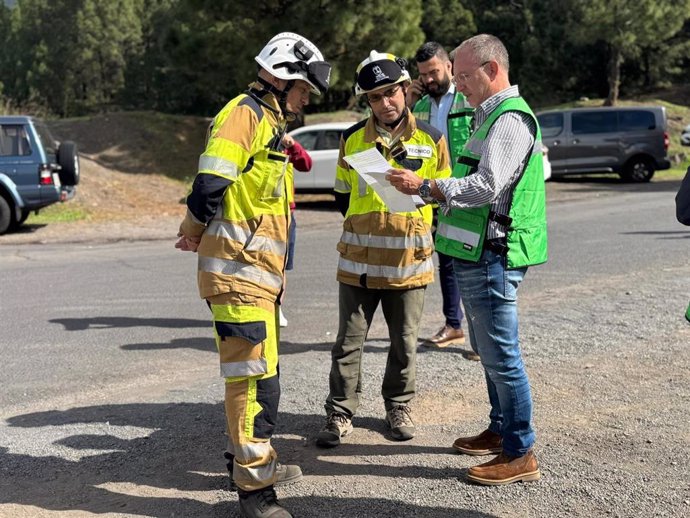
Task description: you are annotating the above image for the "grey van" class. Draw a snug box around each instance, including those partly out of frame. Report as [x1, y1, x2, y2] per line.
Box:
[536, 106, 671, 182]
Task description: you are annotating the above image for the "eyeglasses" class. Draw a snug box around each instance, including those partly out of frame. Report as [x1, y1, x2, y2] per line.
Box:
[367, 85, 402, 104]
[452, 61, 490, 86]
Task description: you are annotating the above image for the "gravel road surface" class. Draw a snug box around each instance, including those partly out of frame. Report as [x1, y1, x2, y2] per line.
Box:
[1, 179, 689, 517]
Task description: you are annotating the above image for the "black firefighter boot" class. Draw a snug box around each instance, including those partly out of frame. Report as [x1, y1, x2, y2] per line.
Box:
[238, 485, 292, 518]
[224, 452, 302, 492]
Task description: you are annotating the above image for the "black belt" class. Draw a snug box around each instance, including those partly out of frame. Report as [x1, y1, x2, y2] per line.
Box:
[484, 238, 508, 256]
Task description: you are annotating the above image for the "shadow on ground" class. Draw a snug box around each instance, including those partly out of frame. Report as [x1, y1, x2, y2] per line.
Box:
[1, 404, 494, 517]
[50, 316, 210, 331]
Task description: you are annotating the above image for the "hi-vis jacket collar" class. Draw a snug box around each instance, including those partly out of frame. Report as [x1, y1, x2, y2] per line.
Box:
[363, 112, 417, 144]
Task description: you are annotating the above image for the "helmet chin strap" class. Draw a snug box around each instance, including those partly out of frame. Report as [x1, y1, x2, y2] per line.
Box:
[254, 76, 297, 122]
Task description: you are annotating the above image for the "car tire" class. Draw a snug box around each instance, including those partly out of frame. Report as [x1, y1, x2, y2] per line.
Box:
[57, 141, 80, 186]
[620, 156, 655, 183]
[17, 208, 30, 225]
[0, 195, 14, 235]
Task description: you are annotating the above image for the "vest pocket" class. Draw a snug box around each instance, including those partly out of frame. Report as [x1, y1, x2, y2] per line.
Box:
[216, 321, 268, 378]
[258, 151, 288, 200]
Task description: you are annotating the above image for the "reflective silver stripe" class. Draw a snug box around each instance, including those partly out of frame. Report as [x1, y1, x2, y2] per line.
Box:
[233, 445, 276, 486]
[341, 231, 432, 249]
[235, 441, 273, 461]
[199, 256, 283, 290]
[465, 138, 483, 154]
[220, 358, 267, 378]
[334, 178, 350, 192]
[338, 257, 434, 279]
[437, 221, 481, 247]
[198, 154, 239, 179]
[207, 220, 286, 256]
[244, 461, 276, 485]
[358, 176, 368, 197]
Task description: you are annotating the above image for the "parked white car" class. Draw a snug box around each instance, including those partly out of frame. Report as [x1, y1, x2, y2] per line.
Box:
[289, 121, 551, 192]
[288, 122, 350, 192]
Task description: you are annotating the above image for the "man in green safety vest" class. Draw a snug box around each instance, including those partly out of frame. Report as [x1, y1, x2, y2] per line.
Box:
[407, 41, 474, 352]
[388, 34, 547, 486]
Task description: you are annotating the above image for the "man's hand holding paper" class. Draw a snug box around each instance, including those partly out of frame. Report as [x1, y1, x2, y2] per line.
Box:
[344, 148, 423, 212]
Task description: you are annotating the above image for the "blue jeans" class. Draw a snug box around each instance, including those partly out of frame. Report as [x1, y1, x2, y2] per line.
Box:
[438, 250, 464, 328]
[453, 250, 535, 456]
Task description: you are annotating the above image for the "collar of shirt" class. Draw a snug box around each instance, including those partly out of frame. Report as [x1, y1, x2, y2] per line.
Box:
[474, 85, 520, 129]
[365, 110, 416, 147]
[429, 83, 456, 142]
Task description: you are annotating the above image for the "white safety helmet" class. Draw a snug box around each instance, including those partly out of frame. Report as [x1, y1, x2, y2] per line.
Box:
[353, 50, 411, 96]
[255, 32, 331, 95]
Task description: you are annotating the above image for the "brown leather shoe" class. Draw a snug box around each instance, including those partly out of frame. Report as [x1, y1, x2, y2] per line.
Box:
[423, 325, 465, 347]
[453, 429, 502, 456]
[466, 450, 541, 485]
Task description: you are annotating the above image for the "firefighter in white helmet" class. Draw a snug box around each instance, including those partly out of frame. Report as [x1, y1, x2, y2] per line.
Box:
[315, 51, 452, 448]
[176, 32, 330, 518]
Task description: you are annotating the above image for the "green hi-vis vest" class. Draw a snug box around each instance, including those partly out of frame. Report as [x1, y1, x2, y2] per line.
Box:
[435, 96, 548, 269]
[412, 91, 473, 164]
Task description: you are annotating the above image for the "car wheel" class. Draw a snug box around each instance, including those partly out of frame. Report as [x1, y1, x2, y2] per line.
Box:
[620, 157, 655, 183]
[57, 141, 80, 186]
[0, 195, 14, 235]
[17, 208, 30, 225]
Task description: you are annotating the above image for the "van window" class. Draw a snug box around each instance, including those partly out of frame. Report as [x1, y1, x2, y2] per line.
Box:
[537, 113, 564, 138]
[0, 125, 32, 156]
[619, 110, 656, 131]
[572, 111, 618, 134]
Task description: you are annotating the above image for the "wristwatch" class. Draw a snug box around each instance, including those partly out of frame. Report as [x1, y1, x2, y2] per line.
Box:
[418, 179, 433, 202]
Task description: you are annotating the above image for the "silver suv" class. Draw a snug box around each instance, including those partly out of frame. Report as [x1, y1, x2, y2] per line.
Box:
[536, 106, 671, 182]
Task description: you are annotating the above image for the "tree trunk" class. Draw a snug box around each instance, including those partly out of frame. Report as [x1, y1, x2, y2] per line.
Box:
[604, 45, 623, 106]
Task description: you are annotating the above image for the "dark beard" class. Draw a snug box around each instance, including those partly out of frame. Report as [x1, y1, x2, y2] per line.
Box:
[429, 77, 452, 100]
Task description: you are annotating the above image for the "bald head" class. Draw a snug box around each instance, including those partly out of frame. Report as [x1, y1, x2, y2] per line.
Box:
[455, 34, 509, 74]
[452, 34, 511, 107]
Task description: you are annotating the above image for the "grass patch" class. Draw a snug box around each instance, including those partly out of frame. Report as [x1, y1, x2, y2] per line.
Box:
[27, 204, 90, 224]
[656, 160, 689, 181]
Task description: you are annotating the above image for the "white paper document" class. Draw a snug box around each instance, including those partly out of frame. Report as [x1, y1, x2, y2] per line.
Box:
[343, 148, 423, 213]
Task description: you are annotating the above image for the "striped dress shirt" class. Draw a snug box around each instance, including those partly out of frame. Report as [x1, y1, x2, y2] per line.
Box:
[436, 85, 536, 239]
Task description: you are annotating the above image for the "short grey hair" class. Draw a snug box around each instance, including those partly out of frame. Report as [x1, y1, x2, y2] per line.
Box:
[456, 34, 509, 74]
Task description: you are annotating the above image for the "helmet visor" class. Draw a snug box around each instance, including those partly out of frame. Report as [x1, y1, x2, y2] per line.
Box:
[307, 61, 331, 94]
[277, 60, 331, 95]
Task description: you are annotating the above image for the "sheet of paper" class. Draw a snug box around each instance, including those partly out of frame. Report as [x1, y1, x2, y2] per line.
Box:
[344, 148, 422, 213]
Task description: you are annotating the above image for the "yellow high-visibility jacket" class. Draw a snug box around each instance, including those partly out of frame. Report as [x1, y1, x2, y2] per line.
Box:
[179, 86, 290, 302]
[334, 114, 451, 289]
